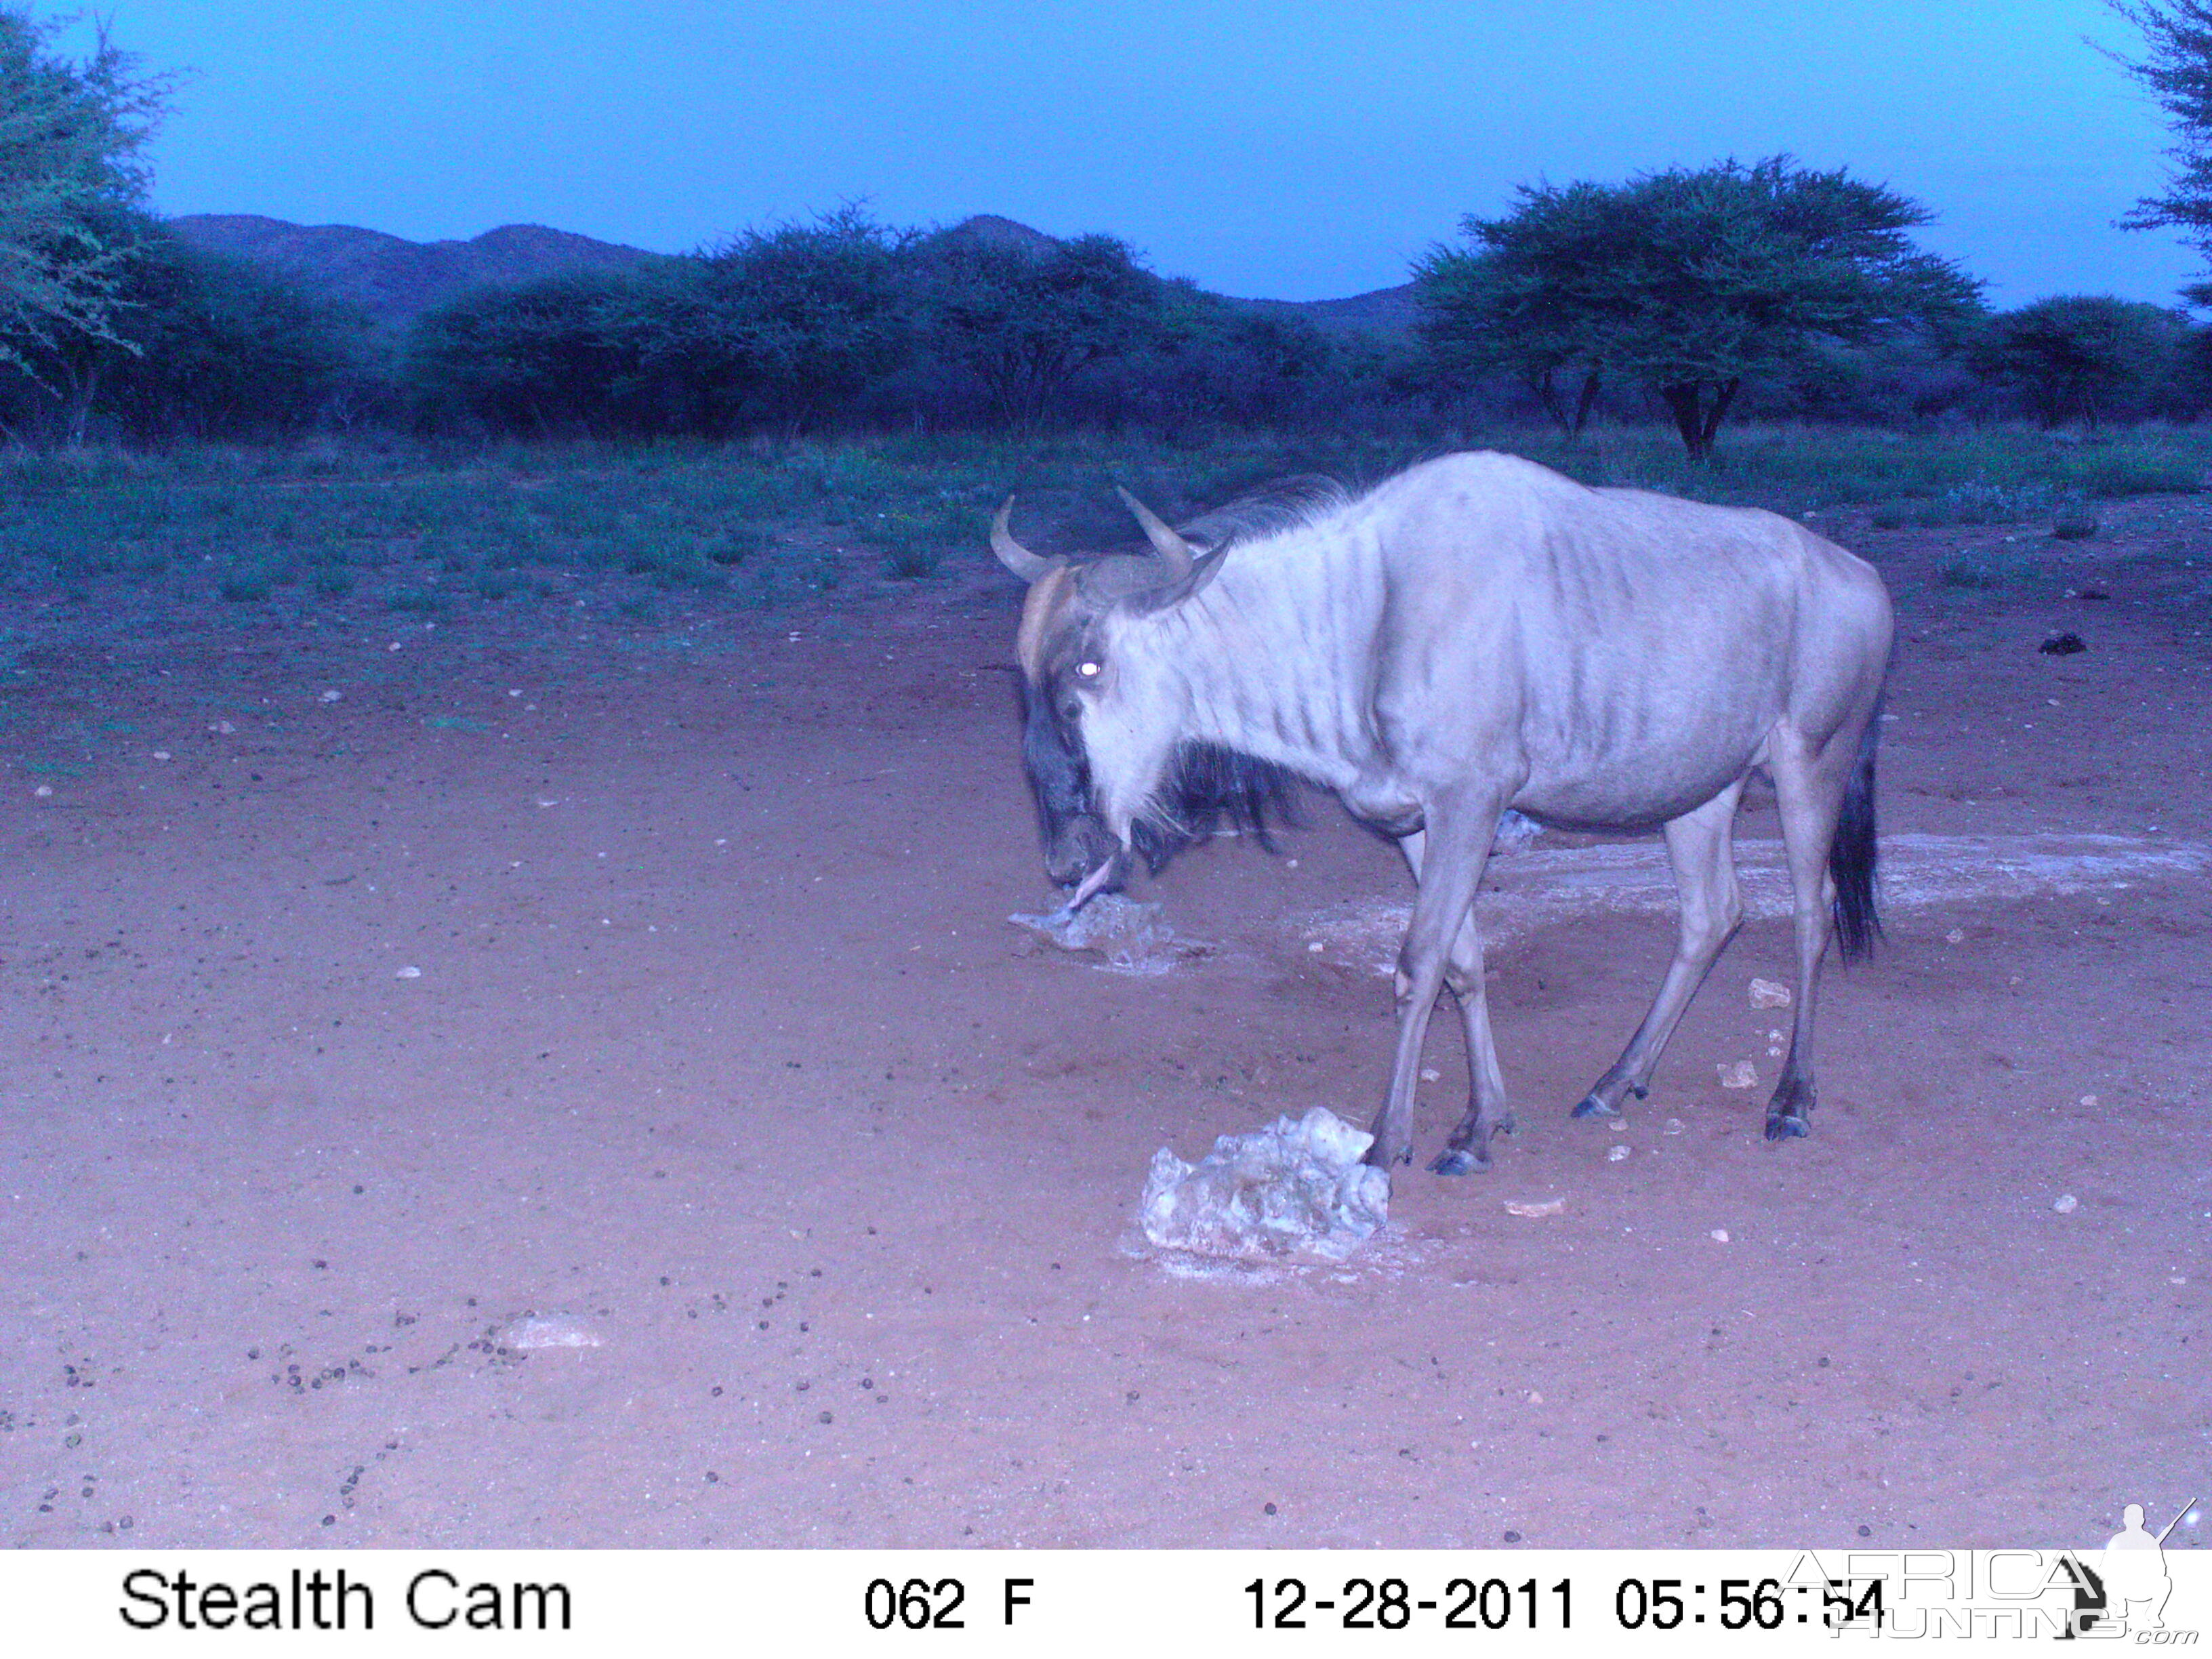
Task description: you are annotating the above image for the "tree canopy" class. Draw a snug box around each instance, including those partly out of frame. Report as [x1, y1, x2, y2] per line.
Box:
[0, 10, 169, 383]
[2109, 2, 2212, 301]
[1415, 157, 1983, 456]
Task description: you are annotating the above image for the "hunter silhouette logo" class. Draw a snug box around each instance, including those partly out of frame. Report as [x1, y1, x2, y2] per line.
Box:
[2063, 1497, 2196, 1639]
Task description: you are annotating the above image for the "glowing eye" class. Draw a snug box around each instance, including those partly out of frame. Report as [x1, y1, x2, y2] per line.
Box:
[1078, 661, 1101, 678]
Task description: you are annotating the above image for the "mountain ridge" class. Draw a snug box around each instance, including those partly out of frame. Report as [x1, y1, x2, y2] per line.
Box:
[169, 211, 1419, 336]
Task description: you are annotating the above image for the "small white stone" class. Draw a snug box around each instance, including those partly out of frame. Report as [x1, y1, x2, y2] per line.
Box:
[1717, 1060, 1759, 1089]
[1749, 977, 1791, 1008]
[319, 689, 342, 702]
[1505, 1197, 1564, 1218]
[2053, 1193, 2078, 1214]
[208, 720, 237, 734]
[1607, 1144, 1631, 1163]
[1526, 1389, 1544, 1404]
[1946, 928, 1965, 944]
[503, 1315, 602, 1350]
[2079, 1094, 2098, 1108]
[1710, 1228, 1731, 1243]
[1663, 1118, 1685, 1134]
[1420, 1068, 1441, 1082]
[151, 750, 171, 761]
[1307, 941, 1324, 953]
[33, 785, 51, 798]
[395, 965, 422, 980]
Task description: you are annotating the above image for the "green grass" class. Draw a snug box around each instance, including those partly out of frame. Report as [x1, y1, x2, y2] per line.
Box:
[0, 424, 2203, 618]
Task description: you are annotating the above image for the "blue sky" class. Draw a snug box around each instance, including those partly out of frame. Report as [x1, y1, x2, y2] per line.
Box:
[41, 0, 2207, 307]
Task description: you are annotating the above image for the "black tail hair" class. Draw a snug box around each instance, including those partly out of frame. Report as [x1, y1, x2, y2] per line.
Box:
[1830, 695, 1883, 961]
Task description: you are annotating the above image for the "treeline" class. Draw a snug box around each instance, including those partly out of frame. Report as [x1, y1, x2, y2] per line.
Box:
[9, 205, 2209, 450]
[5, 14, 2211, 453]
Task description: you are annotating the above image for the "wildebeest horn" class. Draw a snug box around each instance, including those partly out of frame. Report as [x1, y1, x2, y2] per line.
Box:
[991, 497, 1060, 583]
[1115, 485, 1195, 582]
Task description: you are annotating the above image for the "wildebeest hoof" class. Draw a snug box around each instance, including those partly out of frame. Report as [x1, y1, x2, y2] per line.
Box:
[1763, 1112, 1811, 1141]
[1429, 1145, 1490, 1176]
[1570, 1092, 1618, 1119]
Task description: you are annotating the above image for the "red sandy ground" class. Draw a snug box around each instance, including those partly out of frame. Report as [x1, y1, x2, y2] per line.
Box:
[0, 495, 2205, 1551]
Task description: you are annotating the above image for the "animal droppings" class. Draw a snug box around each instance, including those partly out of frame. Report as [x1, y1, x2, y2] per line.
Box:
[1505, 1197, 1565, 1218]
[2053, 1194, 2079, 1214]
[1140, 1107, 1389, 1262]
[1717, 1061, 1759, 1089]
[1749, 977, 1792, 1008]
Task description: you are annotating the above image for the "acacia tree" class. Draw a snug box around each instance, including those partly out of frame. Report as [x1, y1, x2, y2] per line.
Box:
[0, 11, 169, 413]
[2108, 2, 2212, 300]
[1973, 295, 2192, 427]
[920, 232, 1164, 428]
[1416, 157, 1982, 457]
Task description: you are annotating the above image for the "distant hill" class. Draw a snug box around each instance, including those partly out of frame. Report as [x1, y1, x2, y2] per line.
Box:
[1224, 284, 1421, 339]
[169, 211, 1420, 337]
[168, 215, 665, 324]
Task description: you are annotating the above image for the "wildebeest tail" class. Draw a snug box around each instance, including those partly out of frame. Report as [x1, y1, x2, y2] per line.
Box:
[1829, 695, 1883, 962]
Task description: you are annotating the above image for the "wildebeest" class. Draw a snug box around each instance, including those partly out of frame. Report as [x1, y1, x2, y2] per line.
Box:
[994, 452, 1893, 1175]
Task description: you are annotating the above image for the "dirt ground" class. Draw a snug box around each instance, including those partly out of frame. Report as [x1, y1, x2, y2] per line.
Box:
[1, 489, 2206, 1551]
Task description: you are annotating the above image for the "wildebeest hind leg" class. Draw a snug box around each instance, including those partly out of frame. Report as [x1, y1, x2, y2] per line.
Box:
[1571, 783, 1746, 1119]
[1763, 735, 1851, 1140]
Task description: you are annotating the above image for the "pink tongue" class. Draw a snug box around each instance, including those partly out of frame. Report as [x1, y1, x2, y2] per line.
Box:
[1066, 855, 1121, 912]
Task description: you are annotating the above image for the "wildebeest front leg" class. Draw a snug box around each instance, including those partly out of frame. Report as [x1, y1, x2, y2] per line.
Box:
[1572, 782, 1746, 1120]
[1365, 800, 1501, 1172]
[1395, 830, 1513, 1175]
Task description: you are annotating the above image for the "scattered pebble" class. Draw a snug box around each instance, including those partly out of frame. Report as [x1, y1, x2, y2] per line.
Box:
[208, 720, 237, 734]
[1420, 1068, 1441, 1082]
[1946, 928, 1965, 944]
[1607, 1145, 1631, 1163]
[319, 689, 342, 703]
[1662, 1118, 1685, 1135]
[1504, 1197, 1565, 1218]
[1717, 1061, 1758, 1089]
[151, 750, 171, 760]
[503, 1315, 603, 1350]
[1710, 1229, 1731, 1244]
[394, 966, 422, 980]
[1307, 941, 1324, 954]
[33, 785, 51, 798]
[2053, 1194, 2078, 1214]
[2079, 1094, 2098, 1108]
[1748, 977, 1792, 1008]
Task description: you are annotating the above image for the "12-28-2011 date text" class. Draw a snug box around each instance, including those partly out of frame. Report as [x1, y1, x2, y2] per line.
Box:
[1247, 1575, 1571, 1631]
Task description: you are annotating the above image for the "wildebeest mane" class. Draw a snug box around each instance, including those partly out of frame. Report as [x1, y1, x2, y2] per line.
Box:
[1176, 474, 1347, 555]
[1130, 741, 1301, 874]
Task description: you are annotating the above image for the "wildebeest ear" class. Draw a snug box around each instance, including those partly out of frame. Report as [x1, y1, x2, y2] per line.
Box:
[1128, 541, 1231, 614]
